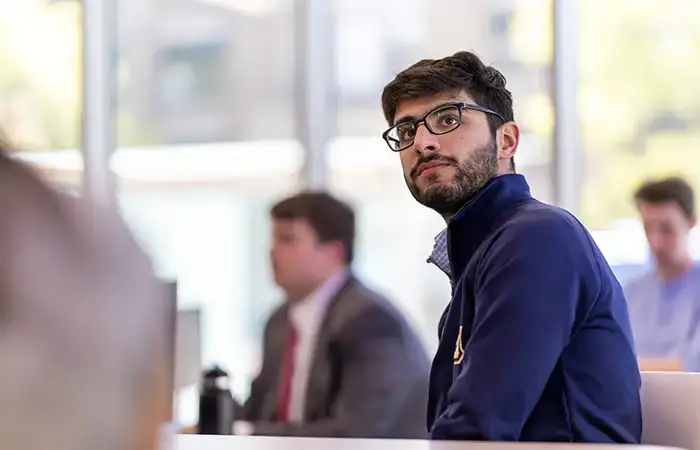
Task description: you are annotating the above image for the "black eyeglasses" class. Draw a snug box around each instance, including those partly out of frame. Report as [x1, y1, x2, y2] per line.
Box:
[382, 102, 505, 152]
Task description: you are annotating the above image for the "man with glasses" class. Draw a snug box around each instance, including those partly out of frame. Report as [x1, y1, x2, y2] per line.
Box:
[381, 51, 642, 443]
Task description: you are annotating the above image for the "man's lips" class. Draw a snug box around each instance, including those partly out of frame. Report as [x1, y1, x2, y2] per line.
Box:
[414, 160, 450, 177]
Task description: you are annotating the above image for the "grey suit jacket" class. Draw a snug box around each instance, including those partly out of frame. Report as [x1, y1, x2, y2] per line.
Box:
[242, 275, 430, 439]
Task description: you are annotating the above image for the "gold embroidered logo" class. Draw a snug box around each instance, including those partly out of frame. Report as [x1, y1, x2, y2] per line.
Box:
[453, 326, 464, 365]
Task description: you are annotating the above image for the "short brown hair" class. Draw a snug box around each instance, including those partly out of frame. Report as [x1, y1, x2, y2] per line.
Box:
[381, 51, 515, 170]
[271, 191, 355, 264]
[634, 176, 696, 221]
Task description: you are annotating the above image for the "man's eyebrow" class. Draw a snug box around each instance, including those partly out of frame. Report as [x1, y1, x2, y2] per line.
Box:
[393, 114, 417, 125]
[393, 102, 460, 125]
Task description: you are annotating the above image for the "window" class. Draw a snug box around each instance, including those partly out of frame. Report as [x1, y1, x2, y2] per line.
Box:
[114, 0, 297, 426]
[0, 0, 81, 152]
[490, 11, 512, 36]
[578, 0, 700, 267]
[155, 42, 227, 115]
[118, 0, 295, 145]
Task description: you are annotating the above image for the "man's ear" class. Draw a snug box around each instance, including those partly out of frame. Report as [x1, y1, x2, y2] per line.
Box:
[321, 240, 346, 263]
[497, 121, 519, 164]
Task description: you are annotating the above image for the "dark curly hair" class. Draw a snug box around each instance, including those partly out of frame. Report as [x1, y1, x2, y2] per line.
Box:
[381, 51, 515, 170]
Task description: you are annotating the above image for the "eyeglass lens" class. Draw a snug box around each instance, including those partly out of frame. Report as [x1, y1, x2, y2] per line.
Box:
[386, 105, 461, 151]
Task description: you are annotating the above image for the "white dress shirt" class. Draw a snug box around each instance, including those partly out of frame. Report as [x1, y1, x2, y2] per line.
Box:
[286, 269, 349, 423]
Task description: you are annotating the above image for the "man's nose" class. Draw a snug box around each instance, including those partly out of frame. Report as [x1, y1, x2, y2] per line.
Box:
[413, 124, 440, 154]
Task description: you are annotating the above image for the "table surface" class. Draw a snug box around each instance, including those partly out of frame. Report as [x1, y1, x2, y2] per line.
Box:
[174, 435, 685, 450]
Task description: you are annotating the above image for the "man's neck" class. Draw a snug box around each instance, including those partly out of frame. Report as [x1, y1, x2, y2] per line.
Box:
[439, 173, 516, 223]
[286, 267, 347, 304]
[657, 258, 694, 281]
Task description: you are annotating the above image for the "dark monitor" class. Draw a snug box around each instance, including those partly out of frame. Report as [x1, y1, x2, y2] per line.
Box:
[163, 279, 178, 422]
[175, 308, 202, 390]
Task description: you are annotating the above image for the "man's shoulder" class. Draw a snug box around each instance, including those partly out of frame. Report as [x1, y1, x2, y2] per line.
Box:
[624, 271, 656, 294]
[476, 200, 609, 292]
[346, 277, 397, 307]
[331, 276, 418, 336]
[331, 277, 428, 363]
[508, 200, 584, 234]
[687, 264, 700, 285]
[493, 200, 592, 253]
[335, 277, 401, 321]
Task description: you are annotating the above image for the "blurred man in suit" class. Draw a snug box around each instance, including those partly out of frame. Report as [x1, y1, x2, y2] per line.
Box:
[235, 191, 429, 438]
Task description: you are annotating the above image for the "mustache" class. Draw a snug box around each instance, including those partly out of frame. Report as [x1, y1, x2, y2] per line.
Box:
[410, 154, 458, 178]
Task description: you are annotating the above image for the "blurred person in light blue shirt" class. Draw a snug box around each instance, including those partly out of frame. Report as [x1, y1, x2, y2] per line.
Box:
[625, 177, 700, 372]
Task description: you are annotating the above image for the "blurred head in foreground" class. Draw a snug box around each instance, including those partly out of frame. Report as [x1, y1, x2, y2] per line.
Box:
[0, 140, 170, 450]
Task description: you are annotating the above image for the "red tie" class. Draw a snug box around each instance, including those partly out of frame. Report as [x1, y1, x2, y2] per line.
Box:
[277, 324, 298, 423]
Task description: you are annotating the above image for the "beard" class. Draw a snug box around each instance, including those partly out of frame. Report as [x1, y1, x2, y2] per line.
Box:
[405, 138, 499, 217]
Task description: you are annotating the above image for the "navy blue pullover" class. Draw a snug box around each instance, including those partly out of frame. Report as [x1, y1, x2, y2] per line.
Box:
[427, 174, 642, 442]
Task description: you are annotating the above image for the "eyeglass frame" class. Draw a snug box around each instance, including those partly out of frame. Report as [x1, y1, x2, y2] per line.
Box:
[381, 102, 506, 152]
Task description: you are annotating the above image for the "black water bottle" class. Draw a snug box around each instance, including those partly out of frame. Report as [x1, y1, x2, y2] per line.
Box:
[197, 365, 236, 435]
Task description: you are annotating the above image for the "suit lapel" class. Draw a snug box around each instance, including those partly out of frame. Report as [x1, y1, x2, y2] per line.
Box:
[302, 275, 357, 420]
[259, 307, 291, 421]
